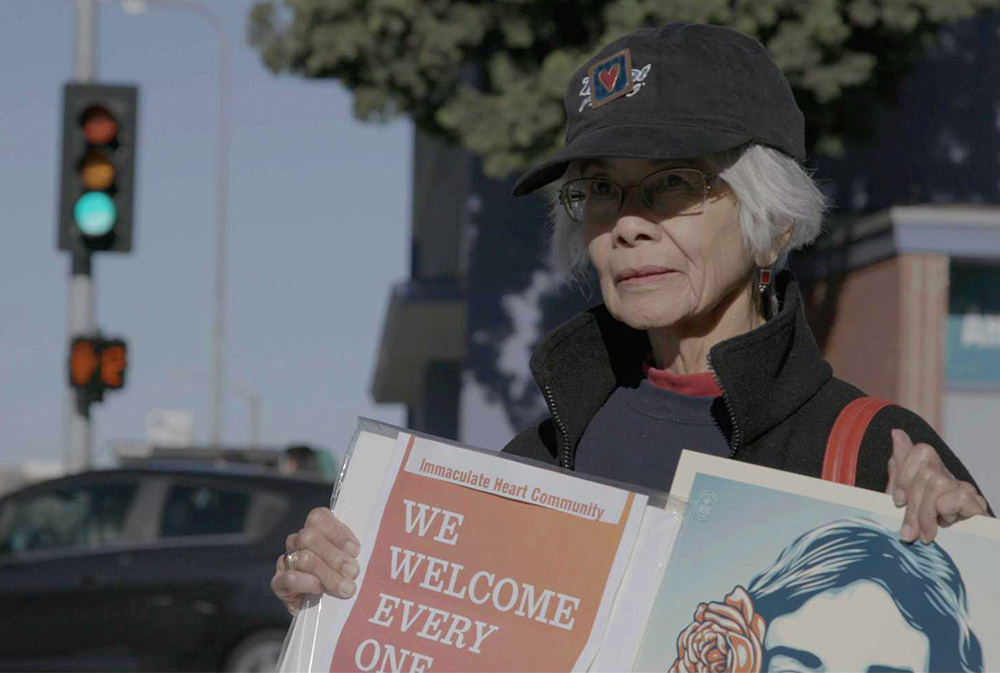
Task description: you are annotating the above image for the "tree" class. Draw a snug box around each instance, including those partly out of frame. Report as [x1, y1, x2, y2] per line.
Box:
[249, 0, 998, 176]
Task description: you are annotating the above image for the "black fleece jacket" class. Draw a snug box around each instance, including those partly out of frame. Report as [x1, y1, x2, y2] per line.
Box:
[502, 272, 985, 499]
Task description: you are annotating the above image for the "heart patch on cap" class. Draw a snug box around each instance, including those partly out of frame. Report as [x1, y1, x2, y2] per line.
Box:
[588, 49, 633, 108]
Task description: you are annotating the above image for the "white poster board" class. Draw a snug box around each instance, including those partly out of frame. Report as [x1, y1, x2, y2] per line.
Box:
[279, 419, 680, 673]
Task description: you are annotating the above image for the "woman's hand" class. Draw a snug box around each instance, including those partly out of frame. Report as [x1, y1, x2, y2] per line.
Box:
[271, 507, 362, 615]
[886, 429, 988, 544]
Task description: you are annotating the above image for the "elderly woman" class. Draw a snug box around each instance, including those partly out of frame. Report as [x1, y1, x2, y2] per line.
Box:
[272, 22, 988, 614]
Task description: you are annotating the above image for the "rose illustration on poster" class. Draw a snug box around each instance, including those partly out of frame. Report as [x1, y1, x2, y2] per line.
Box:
[669, 586, 764, 673]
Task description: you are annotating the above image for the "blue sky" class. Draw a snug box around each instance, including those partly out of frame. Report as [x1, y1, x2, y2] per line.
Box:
[0, 0, 410, 468]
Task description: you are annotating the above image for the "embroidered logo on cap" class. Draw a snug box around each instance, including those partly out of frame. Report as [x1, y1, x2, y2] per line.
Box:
[588, 49, 633, 109]
[579, 54, 651, 112]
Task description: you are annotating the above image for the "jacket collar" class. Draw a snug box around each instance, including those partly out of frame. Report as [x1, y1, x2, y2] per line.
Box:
[530, 271, 832, 462]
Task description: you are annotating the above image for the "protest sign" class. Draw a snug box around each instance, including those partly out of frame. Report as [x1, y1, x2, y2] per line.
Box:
[636, 451, 1000, 673]
[286, 421, 653, 673]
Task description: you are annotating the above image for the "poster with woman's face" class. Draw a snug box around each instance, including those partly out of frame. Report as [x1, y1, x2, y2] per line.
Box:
[635, 453, 1000, 673]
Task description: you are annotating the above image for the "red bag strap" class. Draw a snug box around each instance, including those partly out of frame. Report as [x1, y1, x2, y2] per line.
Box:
[821, 397, 892, 486]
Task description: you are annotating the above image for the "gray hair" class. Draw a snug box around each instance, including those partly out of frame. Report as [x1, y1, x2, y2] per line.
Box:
[546, 144, 829, 286]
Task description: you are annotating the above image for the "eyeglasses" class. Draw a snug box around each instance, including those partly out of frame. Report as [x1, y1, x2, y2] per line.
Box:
[559, 167, 719, 224]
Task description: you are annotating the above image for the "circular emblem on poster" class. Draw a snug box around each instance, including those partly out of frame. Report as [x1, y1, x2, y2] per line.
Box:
[692, 489, 720, 521]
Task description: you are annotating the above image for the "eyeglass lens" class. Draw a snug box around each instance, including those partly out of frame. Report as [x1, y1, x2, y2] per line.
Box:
[562, 168, 708, 223]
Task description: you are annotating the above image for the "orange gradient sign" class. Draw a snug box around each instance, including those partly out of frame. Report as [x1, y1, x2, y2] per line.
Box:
[329, 435, 641, 673]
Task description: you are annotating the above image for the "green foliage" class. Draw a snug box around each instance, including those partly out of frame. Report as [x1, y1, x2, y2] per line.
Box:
[249, 0, 999, 176]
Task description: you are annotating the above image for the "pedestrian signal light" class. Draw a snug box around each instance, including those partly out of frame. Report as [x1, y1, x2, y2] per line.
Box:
[70, 339, 100, 388]
[100, 341, 127, 389]
[69, 337, 128, 395]
[58, 83, 138, 254]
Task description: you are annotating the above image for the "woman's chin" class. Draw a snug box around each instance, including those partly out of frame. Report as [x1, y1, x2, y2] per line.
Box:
[608, 298, 689, 331]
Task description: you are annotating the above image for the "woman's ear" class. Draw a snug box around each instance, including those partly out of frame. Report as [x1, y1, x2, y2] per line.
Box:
[758, 227, 793, 267]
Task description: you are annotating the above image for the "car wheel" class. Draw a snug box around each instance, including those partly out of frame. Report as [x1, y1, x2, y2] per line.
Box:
[224, 628, 287, 673]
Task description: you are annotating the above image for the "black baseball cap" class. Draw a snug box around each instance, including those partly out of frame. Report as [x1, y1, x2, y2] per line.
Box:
[512, 22, 806, 196]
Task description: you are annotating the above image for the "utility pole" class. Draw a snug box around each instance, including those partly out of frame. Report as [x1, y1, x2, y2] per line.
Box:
[66, 0, 98, 472]
[208, 6, 230, 451]
[248, 392, 260, 448]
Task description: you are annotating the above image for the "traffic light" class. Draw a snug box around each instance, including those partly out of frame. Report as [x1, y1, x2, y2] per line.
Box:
[58, 83, 138, 254]
[69, 336, 128, 399]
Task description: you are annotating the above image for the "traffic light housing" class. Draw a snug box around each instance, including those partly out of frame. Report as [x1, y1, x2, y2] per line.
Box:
[58, 83, 138, 254]
[69, 336, 128, 399]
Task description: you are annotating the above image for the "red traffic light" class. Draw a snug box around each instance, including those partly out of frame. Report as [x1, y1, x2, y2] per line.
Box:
[81, 105, 119, 145]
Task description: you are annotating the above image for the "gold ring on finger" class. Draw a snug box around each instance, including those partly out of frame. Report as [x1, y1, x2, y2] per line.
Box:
[284, 550, 298, 572]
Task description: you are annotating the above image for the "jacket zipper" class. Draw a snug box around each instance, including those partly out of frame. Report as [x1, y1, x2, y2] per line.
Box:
[542, 383, 573, 469]
[707, 353, 741, 458]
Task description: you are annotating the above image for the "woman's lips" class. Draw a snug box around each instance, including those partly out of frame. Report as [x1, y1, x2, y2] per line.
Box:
[614, 266, 674, 286]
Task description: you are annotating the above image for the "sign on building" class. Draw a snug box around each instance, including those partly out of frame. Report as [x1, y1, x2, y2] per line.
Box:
[946, 263, 1000, 388]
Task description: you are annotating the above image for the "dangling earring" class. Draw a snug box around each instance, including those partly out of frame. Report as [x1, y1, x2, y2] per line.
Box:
[757, 267, 772, 294]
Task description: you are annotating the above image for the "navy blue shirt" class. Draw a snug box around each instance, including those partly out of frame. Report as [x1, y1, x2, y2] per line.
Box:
[574, 379, 730, 492]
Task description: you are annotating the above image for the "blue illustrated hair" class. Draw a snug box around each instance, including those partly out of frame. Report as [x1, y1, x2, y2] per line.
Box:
[746, 517, 983, 672]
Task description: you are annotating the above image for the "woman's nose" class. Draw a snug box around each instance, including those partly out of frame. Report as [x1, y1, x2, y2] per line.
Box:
[612, 190, 661, 245]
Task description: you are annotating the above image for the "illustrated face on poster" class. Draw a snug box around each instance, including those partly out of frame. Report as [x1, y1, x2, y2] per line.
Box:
[636, 471, 998, 673]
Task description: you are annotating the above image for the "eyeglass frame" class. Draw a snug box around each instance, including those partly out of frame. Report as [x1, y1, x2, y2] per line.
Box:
[557, 166, 720, 224]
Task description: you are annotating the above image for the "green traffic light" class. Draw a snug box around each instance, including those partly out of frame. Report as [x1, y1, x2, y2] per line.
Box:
[73, 191, 117, 236]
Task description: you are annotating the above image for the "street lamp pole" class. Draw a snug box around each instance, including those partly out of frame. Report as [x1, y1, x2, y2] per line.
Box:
[121, 0, 231, 448]
[226, 382, 261, 448]
[168, 371, 262, 448]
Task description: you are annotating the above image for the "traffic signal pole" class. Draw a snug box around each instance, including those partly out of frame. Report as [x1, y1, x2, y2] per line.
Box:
[67, 0, 97, 471]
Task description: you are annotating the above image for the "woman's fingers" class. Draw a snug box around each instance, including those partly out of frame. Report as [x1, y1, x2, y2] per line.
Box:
[914, 468, 954, 543]
[303, 507, 361, 557]
[286, 546, 359, 598]
[295, 525, 361, 590]
[902, 471, 987, 543]
[273, 509, 364, 613]
[894, 433, 943, 496]
[936, 485, 989, 526]
[293, 509, 362, 593]
[890, 431, 987, 544]
[900, 464, 933, 543]
[891, 429, 955, 544]
[886, 429, 911, 505]
[959, 481, 990, 514]
[297, 524, 359, 574]
[271, 555, 323, 615]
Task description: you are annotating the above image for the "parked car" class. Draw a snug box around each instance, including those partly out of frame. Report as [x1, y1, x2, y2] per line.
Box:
[0, 463, 333, 672]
